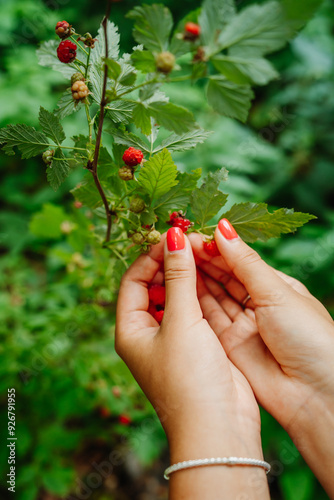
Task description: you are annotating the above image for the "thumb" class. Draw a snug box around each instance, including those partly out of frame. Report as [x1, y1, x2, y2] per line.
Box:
[214, 219, 291, 306]
[164, 227, 202, 321]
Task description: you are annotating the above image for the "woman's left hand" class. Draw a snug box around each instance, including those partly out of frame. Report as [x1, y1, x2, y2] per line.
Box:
[115, 228, 269, 498]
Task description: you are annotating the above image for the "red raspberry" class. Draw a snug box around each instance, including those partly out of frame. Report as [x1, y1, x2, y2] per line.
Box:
[172, 217, 193, 233]
[57, 40, 77, 64]
[55, 21, 73, 39]
[203, 239, 220, 257]
[122, 147, 144, 167]
[154, 310, 164, 324]
[119, 414, 132, 426]
[184, 22, 201, 39]
[148, 284, 166, 306]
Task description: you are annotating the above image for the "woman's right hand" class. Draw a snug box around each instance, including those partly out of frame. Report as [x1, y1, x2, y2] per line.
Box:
[189, 220, 334, 497]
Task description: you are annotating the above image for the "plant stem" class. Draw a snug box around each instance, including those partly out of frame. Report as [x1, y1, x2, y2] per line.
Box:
[71, 36, 89, 56]
[89, 0, 113, 243]
[110, 248, 129, 269]
[85, 103, 93, 142]
[116, 77, 159, 98]
[85, 47, 91, 79]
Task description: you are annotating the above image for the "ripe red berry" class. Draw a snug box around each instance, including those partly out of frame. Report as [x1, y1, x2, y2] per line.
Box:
[148, 284, 166, 306]
[122, 147, 144, 167]
[184, 22, 201, 39]
[119, 414, 132, 426]
[203, 239, 220, 257]
[55, 21, 73, 39]
[172, 217, 193, 233]
[57, 40, 77, 63]
[154, 309, 164, 324]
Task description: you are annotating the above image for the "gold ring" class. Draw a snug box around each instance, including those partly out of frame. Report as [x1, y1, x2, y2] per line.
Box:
[242, 294, 252, 307]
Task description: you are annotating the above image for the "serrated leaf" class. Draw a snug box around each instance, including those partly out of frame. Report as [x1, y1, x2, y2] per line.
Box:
[108, 129, 150, 153]
[39, 107, 65, 145]
[119, 70, 137, 87]
[127, 4, 173, 52]
[155, 169, 201, 220]
[47, 148, 70, 191]
[199, 0, 236, 52]
[37, 40, 77, 78]
[106, 100, 135, 124]
[0, 124, 49, 158]
[132, 102, 152, 135]
[91, 21, 120, 66]
[212, 55, 279, 86]
[54, 89, 85, 120]
[217, 1, 290, 57]
[140, 208, 157, 226]
[131, 50, 156, 73]
[207, 76, 254, 123]
[138, 149, 178, 200]
[222, 202, 317, 243]
[29, 203, 67, 239]
[155, 129, 212, 153]
[148, 102, 196, 134]
[191, 169, 228, 227]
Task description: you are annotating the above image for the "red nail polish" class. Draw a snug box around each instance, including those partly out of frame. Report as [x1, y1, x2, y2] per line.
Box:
[167, 227, 185, 251]
[218, 219, 238, 240]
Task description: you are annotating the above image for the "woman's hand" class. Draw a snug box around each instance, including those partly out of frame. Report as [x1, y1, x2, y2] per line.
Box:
[116, 228, 270, 499]
[189, 220, 334, 497]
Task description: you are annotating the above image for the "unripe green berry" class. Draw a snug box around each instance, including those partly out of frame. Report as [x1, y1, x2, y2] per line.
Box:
[132, 232, 145, 245]
[42, 149, 55, 165]
[146, 230, 161, 245]
[71, 72, 85, 85]
[156, 51, 175, 74]
[118, 166, 134, 181]
[130, 197, 146, 214]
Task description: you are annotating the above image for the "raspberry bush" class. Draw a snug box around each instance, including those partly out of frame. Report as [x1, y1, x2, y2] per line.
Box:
[0, 0, 317, 268]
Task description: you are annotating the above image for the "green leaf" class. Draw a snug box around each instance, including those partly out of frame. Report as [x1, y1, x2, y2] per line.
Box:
[217, 1, 290, 57]
[106, 100, 135, 124]
[132, 102, 152, 135]
[191, 169, 228, 227]
[0, 124, 48, 158]
[155, 129, 212, 153]
[54, 89, 85, 120]
[127, 4, 173, 52]
[108, 129, 151, 153]
[39, 107, 65, 145]
[222, 202, 317, 243]
[37, 40, 76, 78]
[104, 58, 122, 80]
[47, 148, 70, 191]
[140, 207, 157, 226]
[91, 21, 120, 65]
[207, 76, 254, 122]
[212, 55, 279, 86]
[71, 176, 104, 209]
[155, 169, 201, 220]
[131, 49, 157, 73]
[281, 0, 324, 33]
[138, 148, 178, 200]
[29, 203, 67, 239]
[148, 102, 196, 134]
[119, 70, 137, 87]
[199, 0, 236, 52]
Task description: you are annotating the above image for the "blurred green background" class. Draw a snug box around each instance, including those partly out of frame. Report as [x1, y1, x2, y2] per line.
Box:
[0, 0, 333, 499]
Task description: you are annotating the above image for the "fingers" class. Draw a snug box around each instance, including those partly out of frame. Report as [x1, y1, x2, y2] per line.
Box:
[164, 228, 202, 323]
[214, 219, 292, 306]
[115, 237, 165, 341]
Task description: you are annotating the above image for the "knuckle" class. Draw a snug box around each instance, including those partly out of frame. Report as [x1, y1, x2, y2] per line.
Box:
[164, 265, 193, 283]
[234, 248, 262, 271]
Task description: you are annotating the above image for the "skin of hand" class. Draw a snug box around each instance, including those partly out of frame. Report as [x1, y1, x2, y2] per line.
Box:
[189, 220, 334, 497]
[115, 228, 270, 499]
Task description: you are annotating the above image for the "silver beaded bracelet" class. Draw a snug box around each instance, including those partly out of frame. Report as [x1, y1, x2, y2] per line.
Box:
[164, 457, 271, 480]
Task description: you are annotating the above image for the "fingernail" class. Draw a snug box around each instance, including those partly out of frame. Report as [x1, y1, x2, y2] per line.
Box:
[167, 227, 185, 251]
[218, 219, 238, 240]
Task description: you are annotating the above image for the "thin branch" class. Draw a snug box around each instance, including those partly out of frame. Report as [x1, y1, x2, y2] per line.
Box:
[89, 0, 113, 242]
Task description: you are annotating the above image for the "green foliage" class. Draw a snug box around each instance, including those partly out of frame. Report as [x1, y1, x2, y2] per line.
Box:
[207, 76, 254, 122]
[138, 148, 178, 200]
[191, 169, 229, 227]
[29, 203, 68, 238]
[0, 124, 48, 158]
[127, 4, 173, 52]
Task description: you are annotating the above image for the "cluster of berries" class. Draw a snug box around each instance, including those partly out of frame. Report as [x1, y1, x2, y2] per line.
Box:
[119, 147, 144, 181]
[167, 211, 193, 233]
[148, 284, 165, 324]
